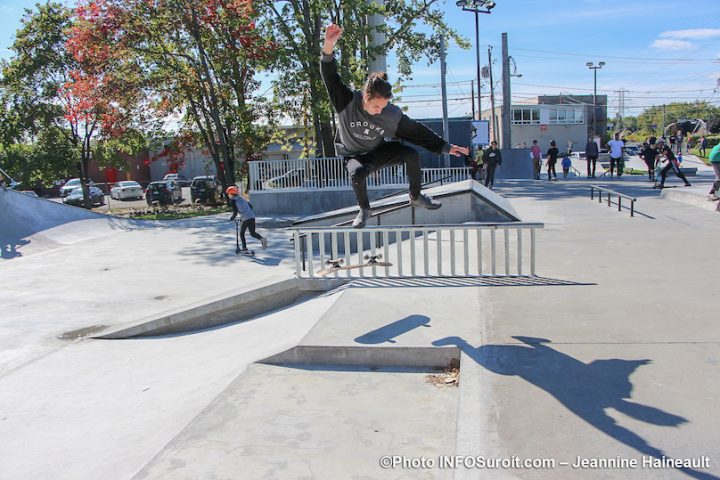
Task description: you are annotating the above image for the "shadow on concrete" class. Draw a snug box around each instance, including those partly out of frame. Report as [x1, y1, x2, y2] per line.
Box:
[432, 335, 718, 480]
[0, 238, 30, 259]
[497, 179, 664, 203]
[339, 276, 593, 289]
[354, 315, 431, 344]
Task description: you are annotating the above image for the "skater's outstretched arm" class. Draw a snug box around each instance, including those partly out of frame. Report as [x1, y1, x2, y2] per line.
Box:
[396, 115, 469, 157]
[320, 24, 354, 113]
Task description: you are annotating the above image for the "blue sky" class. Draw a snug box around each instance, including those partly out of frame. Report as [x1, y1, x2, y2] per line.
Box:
[1, 0, 719, 120]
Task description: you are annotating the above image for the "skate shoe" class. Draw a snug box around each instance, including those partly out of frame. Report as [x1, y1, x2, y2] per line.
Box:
[410, 193, 441, 210]
[352, 207, 371, 229]
[261, 237, 268, 249]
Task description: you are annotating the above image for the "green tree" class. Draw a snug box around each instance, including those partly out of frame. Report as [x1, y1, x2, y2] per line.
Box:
[1, 2, 143, 207]
[70, 0, 279, 191]
[258, 0, 468, 157]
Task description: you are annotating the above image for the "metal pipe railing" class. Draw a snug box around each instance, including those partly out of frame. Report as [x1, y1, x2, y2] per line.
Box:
[288, 222, 544, 279]
[250, 157, 470, 192]
[590, 185, 637, 217]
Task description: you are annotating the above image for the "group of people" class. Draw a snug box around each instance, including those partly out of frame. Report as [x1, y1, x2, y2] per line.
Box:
[637, 137, 692, 189]
[529, 140, 576, 181]
[467, 141, 503, 189]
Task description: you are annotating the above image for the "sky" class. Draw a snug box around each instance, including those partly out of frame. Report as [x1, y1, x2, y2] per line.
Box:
[1, 0, 719, 121]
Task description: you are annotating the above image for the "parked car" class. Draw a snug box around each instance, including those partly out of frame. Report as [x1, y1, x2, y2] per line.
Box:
[60, 178, 95, 198]
[623, 145, 639, 156]
[62, 186, 105, 207]
[190, 176, 222, 204]
[110, 181, 144, 200]
[146, 180, 182, 206]
[163, 173, 191, 187]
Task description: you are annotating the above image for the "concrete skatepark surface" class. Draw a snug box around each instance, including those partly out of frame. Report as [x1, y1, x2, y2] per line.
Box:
[1, 167, 719, 479]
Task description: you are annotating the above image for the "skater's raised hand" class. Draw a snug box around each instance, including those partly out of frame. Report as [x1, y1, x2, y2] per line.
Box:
[448, 145, 470, 157]
[323, 24, 343, 54]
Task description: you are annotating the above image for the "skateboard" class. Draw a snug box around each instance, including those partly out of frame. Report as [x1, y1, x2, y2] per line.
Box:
[236, 248, 256, 256]
[317, 254, 392, 276]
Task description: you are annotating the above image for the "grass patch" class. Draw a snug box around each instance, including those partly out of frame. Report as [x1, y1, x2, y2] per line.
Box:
[111, 204, 229, 220]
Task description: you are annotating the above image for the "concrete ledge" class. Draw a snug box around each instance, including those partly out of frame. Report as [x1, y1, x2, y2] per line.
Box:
[661, 189, 719, 212]
[95, 278, 349, 339]
[259, 345, 460, 368]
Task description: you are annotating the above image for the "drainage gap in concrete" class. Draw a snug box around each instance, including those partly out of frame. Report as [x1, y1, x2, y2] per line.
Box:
[59, 324, 108, 340]
[425, 358, 460, 387]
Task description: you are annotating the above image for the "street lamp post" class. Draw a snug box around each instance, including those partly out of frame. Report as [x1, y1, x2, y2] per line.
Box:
[456, 0, 496, 121]
[586, 61, 605, 138]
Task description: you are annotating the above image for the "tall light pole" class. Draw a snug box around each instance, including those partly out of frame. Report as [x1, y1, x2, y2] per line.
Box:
[456, 0, 496, 120]
[586, 61, 605, 138]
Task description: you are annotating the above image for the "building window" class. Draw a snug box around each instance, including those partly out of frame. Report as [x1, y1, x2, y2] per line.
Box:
[547, 107, 584, 125]
[511, 108, 540, 125]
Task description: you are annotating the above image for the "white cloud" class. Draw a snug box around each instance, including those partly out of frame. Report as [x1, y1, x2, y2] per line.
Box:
[651, 39, 697, 51]
[660, 29, 720, 39]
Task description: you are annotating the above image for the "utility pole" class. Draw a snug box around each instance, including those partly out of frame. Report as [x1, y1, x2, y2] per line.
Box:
[501, 32, 511, 149]
[488, 45, 497, 143]
[615, 88, 628, 130]
[470, 80, 475, 120]
[662, 104, 666, 137]
[440, 37, 450, 167]
[366, 1, 386, 73]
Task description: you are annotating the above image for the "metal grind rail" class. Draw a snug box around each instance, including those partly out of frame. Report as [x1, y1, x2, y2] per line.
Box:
[288, 223, 544, 279]
[590, 185, 637, 217]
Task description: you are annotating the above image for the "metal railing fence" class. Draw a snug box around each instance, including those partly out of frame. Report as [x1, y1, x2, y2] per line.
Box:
[590, 185, 637, 217]
[249, 157, 470, 191]
[288, 222, 543, 279]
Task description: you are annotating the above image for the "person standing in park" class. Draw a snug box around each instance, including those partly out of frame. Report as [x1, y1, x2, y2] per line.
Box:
[607, 133, 624, 177]
[546, 140, 559, 181]
[320, 24, 469, 228]
[530, 140, 542, 180]
[561, 154, 572, 178]
[700, 136, 708, 157]
[482, 140, 502, 189]
[653, 139, 691, 189]
[585, 137, 599, 178]
[707, 143, 720, 201]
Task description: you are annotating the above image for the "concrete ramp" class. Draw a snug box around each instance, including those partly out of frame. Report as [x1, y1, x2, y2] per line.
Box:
[0, 188, 145, 260]
[293, 179, 520, 227]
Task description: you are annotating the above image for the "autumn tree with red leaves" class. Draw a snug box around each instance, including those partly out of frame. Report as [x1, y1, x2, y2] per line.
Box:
[69, 0, 278, 191]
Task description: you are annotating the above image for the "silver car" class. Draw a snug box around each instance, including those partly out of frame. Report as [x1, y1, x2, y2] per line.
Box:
[60, 178, 94, 198]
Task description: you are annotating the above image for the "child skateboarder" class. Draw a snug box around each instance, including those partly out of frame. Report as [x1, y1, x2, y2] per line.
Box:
[227, 186, 267, 253]
[320, 23, 469, 228]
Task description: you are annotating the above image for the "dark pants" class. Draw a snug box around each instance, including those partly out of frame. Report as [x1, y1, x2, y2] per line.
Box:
[644, 160, 656, 180]
[586, 156, 597, 177]
[484, 162, 498, 187]
[710, 163, 720, 195]
[659, 161, 690, 186]
[547, 161, 557, 179]
[345, 142, 421, 209]
[610, 156, 622, 176]
[240, 218, 263, 250]
[533, 158, 542, 179]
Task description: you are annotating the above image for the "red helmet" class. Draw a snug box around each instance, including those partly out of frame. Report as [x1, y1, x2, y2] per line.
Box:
[225, 185, 239, 196]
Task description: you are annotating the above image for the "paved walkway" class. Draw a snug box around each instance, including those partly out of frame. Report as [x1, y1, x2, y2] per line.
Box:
[1, 178, 718, 479]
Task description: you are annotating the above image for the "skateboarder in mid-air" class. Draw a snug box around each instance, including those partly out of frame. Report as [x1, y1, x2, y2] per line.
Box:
[227, 186, 267, 254]
[321, 23, 469, 228]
